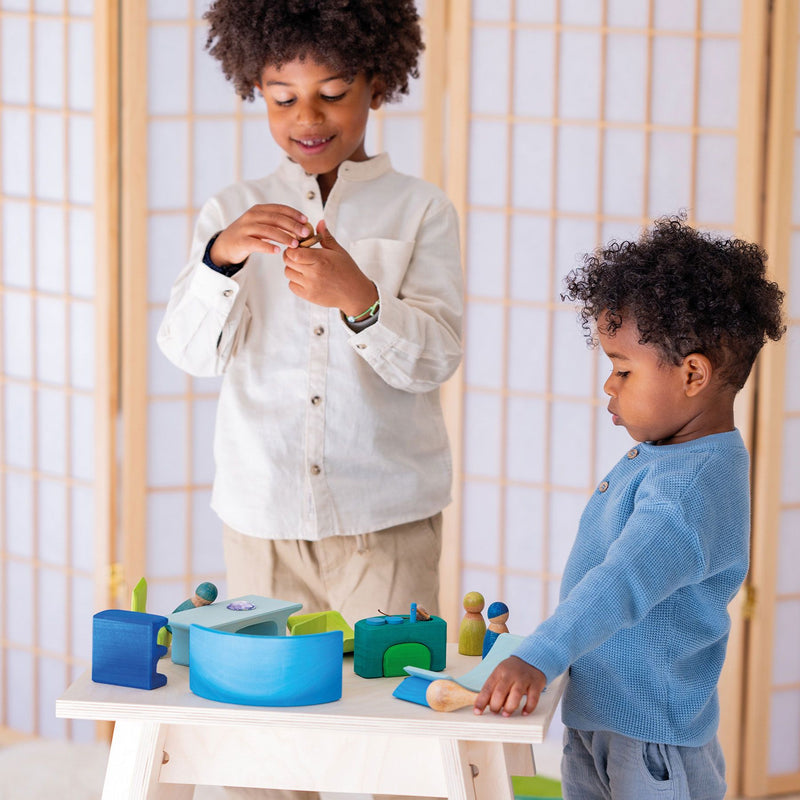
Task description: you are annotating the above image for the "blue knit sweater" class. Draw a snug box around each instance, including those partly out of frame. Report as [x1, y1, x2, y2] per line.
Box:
[513, 430, 750, 746]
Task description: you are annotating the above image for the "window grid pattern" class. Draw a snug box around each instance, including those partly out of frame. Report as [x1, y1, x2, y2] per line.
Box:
[136, 1, 433, 618]
[0, 0, 100, 742]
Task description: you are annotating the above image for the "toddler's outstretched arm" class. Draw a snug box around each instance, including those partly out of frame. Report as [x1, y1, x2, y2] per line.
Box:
[473, 656, 547, 717]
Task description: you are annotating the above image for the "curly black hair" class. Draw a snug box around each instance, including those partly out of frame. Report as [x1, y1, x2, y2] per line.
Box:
[203, 0, 424, 102]
[562, 215, 785, 391]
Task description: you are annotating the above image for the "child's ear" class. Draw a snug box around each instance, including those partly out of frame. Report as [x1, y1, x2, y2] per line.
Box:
[682, 353, 713, 397]
[370, 77, 387, 110]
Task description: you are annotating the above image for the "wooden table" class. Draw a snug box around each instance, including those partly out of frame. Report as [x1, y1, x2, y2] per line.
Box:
[56, 644, 565, 800]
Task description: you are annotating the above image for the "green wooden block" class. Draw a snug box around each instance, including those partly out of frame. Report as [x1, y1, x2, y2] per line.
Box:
[512, 774, 562, 799]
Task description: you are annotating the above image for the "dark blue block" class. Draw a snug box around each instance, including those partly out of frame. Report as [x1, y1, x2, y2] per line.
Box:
[92, 610, 169, 690]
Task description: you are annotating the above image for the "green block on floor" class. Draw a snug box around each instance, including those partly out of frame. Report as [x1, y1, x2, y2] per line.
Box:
[512, 774, 562, 799]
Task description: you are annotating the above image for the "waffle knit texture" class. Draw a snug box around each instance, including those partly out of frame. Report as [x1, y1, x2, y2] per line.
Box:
[513, 430, 750, 746]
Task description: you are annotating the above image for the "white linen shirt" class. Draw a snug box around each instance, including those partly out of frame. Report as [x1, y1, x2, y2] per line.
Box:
[157, 154, 463, 540]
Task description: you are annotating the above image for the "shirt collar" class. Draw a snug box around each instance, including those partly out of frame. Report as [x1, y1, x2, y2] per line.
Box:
[279, 152, 393, 183]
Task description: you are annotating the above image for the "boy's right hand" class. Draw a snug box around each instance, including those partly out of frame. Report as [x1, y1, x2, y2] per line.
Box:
[210, 204, 312, 266]
[473, 656, 547, 717]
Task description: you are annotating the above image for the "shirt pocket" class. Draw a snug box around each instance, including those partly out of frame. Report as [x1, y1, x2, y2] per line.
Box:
[349, 238, 415, 299]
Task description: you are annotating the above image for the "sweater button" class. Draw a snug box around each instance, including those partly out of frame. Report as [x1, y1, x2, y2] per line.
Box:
[598, 481, 609, 493]
[627, 448, 639, 459]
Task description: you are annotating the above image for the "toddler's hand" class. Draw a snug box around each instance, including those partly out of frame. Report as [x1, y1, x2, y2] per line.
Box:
[473, 656, 547, 717]
[211, 204, 312, 266]
[283, 220, 378, 316]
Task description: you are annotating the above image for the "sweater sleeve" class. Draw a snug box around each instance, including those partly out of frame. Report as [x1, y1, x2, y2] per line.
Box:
[513, 496, 708, 683]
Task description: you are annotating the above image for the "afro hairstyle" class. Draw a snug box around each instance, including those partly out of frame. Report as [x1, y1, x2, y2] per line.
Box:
[562, 214, 785, 391]
[203, 0, 424, 102]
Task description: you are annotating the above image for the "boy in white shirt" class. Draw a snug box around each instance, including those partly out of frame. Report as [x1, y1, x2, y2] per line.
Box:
[157, 0, 462, 669]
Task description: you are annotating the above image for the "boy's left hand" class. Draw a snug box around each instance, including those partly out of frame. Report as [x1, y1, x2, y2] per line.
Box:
[473, 656, 547, 717]
[282, 220, 378, 317]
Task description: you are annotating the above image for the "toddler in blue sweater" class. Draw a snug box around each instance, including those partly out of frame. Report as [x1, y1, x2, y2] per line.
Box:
[474, 216, 785, 800]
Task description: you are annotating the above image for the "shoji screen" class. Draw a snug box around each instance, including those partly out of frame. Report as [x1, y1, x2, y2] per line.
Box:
[447, 0, 760, 774]
[0, 0, 115, 740]
[744, 1, 800, 794]
[120, 1, 443, 620]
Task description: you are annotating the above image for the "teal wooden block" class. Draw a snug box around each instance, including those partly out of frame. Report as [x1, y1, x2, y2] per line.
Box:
[189, 625, 343, 706]
[168, 595, 302, 666]
[353, 614, 447, 678]
[92, 610, 168, 690]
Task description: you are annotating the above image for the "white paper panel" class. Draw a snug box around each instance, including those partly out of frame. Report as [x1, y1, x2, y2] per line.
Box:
[3, 201, 32, 288]
[785, 326, 800, 412]
[603, 128, 645, 216]
[3, 292, 33, 378]
[5, 561, 34, 646]
[509, 214, 552, 303]
[35, 205, 66, 292]
[654, 0, 697, 31]
[506, 573, 545, 635]
[4, 472, 33, 558]
[462, 481, 500, 566]
[470, 26, 510, 115]
[147, 400, 188, 485]
[511, 123, 552, 211]
[241, 118, 284, 182]
[781, 417, 800, 504]
[69, 208, 95, 298]
[148, 120, 189, 209]
[468, 120, 508, 206]
[70, 574, 94, 657]
[548, 400, 592, 488]
[70, 0, 95, 15]
[36, 296, 66, 384]
[146, 491, 187, 576]
[561, 0, 602, 26]
[699, 39, 739, 129]
[651, 37, 696, 127]
[193, 119, 237, 207]
[5, 383, 34, 468]
[472, 0, 511, 22]
[516, 0, 556, 23]
[70, 392, 94, 480]
[39, 568, 68, 652]
[148, 214, 192, 304]
[68, 20, 94, 111]
[772, 600, 800, 685]
[1, 15, 29, 104]
[149, 0, 189, 20]
[506, 395, 547, 484]
[554, 217, 597, 294]
[2, 109, 32, 196]
[382, 117, 423, 178]
[69, 115, 95, 204]
[463, 391, 502, 477]
[192, 24, 235, 114]
[648, 131, 693, 216]
[696, 134, 736, 223]
[70, 301, 94, 390]
[607, 0, 649, 28]
[559, 31, 601, 120]
[38, 479, 67, 566]
[37, 388, 67, 475]
[513, 28, 555, 118]
[702, 0, 741, 33]
[557, 125, 598, 214]
[551, 309, 595, 397]
[148, 24, 189, 115]
[34, 18, 64, 109]
[148, 309, 185, 395]
[38, 657, 67, 738]
[548, 490, 585, 574]
[34, 0, 62, 13]
[5, 651, 34, 732]
[70, 484, 94, 571]
[605, 34, 648, 123]
[507, 305, 548, 392]
[466, 210, 507, 298]
[464, 302, 504, 388]
[191, 490, 226, 577]
[34, 112, 66, 200]
[769, 690, 800, 774]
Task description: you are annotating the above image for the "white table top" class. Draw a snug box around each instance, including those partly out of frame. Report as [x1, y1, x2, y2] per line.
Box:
[57, 644, 564, 745]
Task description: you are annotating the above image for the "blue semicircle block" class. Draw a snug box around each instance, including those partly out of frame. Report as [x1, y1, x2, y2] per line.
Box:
[188, 624, 343, 706]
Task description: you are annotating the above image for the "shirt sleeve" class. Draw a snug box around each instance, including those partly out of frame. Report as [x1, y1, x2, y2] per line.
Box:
[156, 197, 252, 377]
[344, 200, 464, 393]
[512, 496, 708, 683]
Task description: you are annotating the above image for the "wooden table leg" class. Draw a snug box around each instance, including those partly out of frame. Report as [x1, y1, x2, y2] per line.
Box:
[440, 740, 536, 800]
[102, 720, 194, 800]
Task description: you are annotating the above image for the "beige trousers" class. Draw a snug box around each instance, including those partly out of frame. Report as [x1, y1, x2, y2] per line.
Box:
[217, 514, 444, 800]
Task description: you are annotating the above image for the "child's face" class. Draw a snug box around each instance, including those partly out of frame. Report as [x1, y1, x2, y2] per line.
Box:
[598, 314, 697, 445]
[257, 57, 383, 188]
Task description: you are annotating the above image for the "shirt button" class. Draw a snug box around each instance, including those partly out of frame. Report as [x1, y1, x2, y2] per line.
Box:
[314, 326, 325, 336]
[627, 448, 639, 459]
[223, 289, 233, 297]
[598, 481, 609, 493]
[306, 190, 316, 200]
[311, 395, 321, 405]
[310, 464, 321, 475]
[356, 343, 367, 350]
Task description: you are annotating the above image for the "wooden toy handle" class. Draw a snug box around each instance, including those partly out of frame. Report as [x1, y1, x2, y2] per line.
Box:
[426, 679, 479, 712]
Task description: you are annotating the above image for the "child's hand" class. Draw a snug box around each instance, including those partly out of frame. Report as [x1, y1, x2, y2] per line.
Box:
[211, 204, 312, 266]
[282, 220, 378, 317]
[473, 656, 547, 717]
